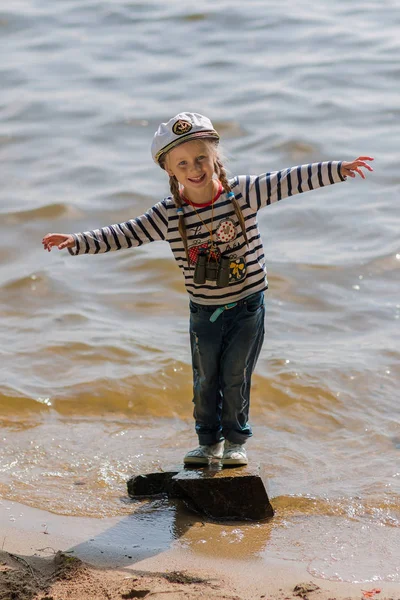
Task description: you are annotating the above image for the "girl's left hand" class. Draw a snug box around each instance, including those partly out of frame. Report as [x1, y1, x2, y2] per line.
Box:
[341, 156, 374, 179]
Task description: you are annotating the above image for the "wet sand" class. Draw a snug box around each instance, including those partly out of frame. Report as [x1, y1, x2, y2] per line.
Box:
[1, 499, 398, 600]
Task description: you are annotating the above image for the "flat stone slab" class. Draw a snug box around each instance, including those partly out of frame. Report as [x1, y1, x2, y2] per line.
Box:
[171, 465, 274, 520]
[127, 464, 274, 521]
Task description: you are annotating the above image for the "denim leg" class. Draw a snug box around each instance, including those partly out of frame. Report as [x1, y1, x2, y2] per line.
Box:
[220, 294, 265, 444]
[189, 305, 224, 445]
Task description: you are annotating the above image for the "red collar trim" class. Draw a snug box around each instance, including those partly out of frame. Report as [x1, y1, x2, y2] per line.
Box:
[182, 182, 223, 208]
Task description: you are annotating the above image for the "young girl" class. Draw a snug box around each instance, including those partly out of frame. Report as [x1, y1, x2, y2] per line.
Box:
[42, 112, 373, 467]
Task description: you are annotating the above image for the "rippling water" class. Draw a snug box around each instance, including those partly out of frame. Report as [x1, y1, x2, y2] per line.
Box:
[1, 0, 400, 584]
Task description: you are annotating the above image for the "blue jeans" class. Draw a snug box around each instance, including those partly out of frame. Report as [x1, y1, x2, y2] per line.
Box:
[189, 291, 265, 446]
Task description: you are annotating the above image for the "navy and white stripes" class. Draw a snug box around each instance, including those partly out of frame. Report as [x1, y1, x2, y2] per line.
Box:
[68, 161, 346, 305]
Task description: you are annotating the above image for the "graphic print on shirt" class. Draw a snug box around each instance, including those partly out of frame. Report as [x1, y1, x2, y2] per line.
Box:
[229, 255, 246, 282]
[189, 218, 246, 283]
[188, 240, 221, 266]
[216, 218, 237, 244]
[215, 219, 246, 283]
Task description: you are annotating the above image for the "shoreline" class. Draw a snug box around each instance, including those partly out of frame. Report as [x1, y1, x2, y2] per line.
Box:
[1, 499, 398, 600]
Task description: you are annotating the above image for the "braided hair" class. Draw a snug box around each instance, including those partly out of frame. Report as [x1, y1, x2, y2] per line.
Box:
[168, 173, 191, 267]
[214, 156, 249, 247]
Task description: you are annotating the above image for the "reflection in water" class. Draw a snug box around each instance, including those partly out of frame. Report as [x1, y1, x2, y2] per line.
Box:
[66, 495, 400, 583]
[67, 496, 274, 566]
[179, 518, 274, 561]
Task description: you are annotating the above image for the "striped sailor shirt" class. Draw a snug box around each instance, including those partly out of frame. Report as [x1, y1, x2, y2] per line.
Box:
[68, 161, 346, 305]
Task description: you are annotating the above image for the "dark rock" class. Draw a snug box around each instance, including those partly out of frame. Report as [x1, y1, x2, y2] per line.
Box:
[171, 465, 274, 521]
[127, 470, 180, 497]
[126, 464, 274, 521]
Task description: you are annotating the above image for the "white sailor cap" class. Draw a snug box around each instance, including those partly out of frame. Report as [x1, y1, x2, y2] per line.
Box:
[151, 112, 219, 166]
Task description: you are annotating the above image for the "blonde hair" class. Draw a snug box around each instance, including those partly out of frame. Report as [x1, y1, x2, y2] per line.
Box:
[160, 140, 248, 267]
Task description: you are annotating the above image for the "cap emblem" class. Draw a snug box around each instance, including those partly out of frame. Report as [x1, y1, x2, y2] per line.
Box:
[172, 119, 193, 135]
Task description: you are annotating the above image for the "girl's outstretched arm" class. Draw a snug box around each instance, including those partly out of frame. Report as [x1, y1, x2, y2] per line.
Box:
[235, 156, 374, 211]
[42, 200, 169, 255]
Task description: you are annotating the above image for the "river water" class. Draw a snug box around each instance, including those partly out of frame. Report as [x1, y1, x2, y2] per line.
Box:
[1, 0, 399, 585]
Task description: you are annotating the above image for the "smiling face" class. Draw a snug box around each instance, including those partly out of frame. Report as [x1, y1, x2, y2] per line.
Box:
[164, 139, 217, 202]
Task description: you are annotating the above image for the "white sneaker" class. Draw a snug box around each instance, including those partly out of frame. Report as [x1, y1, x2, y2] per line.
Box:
[184, 442, 224, 465]
[222, 440, 248, 466]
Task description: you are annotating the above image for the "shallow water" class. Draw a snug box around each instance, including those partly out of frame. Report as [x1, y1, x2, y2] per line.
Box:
[1, 0, 400, 585]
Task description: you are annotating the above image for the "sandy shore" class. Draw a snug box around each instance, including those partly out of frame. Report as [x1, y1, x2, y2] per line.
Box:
[0, 499, 398, 600]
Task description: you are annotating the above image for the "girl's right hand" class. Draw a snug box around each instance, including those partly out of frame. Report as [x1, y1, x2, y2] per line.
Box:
[42, 233, 75, 252]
